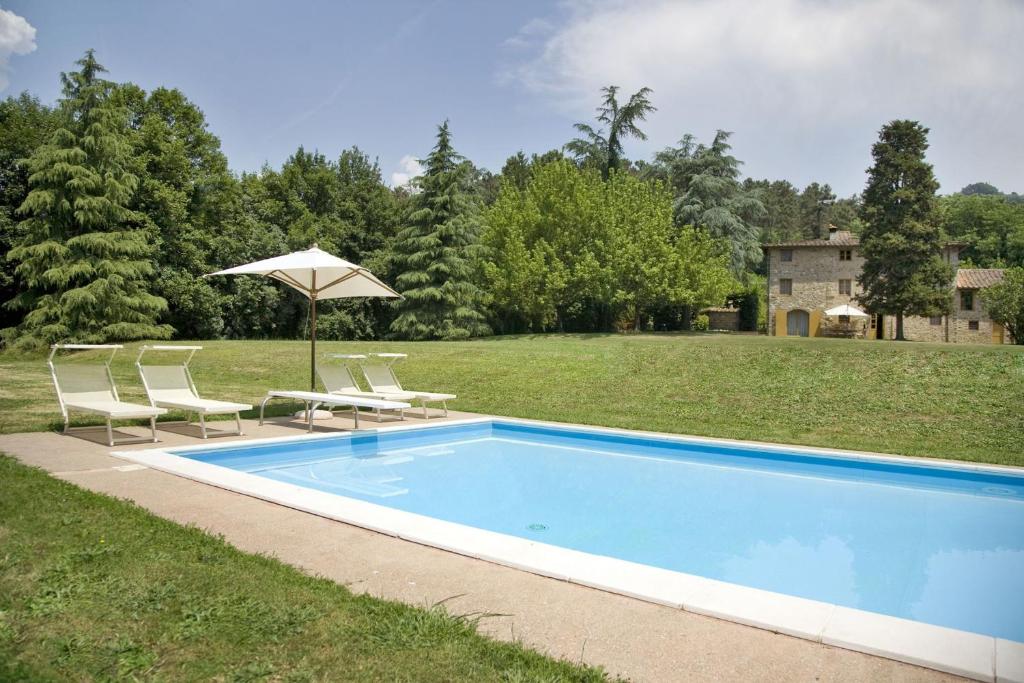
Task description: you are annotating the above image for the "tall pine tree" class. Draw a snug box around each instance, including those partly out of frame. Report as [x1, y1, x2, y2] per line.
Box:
[0, 93, 59, 331]
[388, 121, 489, 340]
[4, 51, 170, 349]
[857, 120, 951, 340]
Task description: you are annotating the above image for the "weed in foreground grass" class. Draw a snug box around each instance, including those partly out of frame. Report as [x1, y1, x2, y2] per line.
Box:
[0, 455, 611, 682]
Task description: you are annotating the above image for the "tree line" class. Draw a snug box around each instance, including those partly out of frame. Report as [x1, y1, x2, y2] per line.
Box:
[1, 51, 1022, 348]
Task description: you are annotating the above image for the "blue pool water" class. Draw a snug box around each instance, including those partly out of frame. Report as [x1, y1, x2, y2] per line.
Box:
[171, 421, 1024, 641]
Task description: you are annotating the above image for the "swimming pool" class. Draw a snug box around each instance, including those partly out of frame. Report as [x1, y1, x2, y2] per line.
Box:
[121, 419, 1024, 678]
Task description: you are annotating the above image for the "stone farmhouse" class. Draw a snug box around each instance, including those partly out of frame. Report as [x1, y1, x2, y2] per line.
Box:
[763, 227, 1011, 344]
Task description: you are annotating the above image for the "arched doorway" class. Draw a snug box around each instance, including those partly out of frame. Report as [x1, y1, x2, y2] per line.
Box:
[787, 309, 810, 337]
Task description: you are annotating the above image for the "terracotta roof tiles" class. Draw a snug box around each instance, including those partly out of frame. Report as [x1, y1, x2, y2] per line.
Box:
[763, 231, 859, 248]
[955, 269, 1004, 289]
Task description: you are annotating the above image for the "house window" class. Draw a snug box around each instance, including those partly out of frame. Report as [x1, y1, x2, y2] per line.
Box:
[838, 279, 852, 295]
[929, 316, 942, 325]
[961, 291, 974, 311]
[968, 320, 979, 331]
[839, 249, 852, 261]
[838, 315, 850, 324]
[779, 278, 793, 295]
[781, 249, 793, 262]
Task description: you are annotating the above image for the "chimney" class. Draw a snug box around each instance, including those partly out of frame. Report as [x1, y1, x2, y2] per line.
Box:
[828, 225, 839, 241]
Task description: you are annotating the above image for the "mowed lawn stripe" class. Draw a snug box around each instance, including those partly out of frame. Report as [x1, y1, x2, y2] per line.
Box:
[1, 333, 1021, 466]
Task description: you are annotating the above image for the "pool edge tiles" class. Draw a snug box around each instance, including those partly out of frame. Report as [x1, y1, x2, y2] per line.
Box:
[114, 417, 1023, 683]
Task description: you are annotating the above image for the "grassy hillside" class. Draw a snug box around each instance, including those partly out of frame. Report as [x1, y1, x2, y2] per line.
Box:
[2, 333, 1021, 465]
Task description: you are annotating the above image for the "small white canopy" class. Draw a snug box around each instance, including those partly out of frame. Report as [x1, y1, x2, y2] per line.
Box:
[825, 304, 870, 318]
[207, 245, 400, 300]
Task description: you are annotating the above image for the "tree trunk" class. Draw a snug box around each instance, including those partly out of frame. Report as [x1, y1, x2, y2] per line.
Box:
[895, 311, 905, 341]
[634, 302, 643, 332]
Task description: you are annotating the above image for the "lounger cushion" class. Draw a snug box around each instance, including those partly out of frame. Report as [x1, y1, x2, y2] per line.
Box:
[331, 389, 419, 402]
[266, 390, 409, 410]
[407, 391, 456, 401]
[360, 364, 456, 402]
[151, 397, 252, 414]
[64, 400, 167, 419]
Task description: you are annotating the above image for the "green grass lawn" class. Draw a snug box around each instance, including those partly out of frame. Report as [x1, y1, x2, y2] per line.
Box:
[1, 336, 1021, 679]
[0, 455, 610, 681]
[2, 333, 1022, 465]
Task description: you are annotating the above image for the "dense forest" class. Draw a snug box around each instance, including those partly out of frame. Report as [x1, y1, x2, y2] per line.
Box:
[2, 52, 1022, 349]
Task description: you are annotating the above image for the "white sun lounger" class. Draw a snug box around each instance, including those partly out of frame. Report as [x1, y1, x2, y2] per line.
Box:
[258, 390, 411, 432]
[360, 353, 456, 418]
[317, 354, 415, 421]
[48, 344, 167, 446]
[137, 345, 252, 438]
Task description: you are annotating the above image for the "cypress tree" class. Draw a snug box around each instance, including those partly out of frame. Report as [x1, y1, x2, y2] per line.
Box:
[388, 121, 489, 340]
[4, 50, 170, 349]
[857, 120, 952, 341]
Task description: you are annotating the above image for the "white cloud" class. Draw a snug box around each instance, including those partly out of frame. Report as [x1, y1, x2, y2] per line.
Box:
[390, 154, 424, 187]
[504, 0, 1024, 194]
[0, 8, 36, 91]
[501, 17, 554, 50]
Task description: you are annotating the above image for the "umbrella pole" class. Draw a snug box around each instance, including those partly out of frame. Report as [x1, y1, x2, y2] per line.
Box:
[310, 297, 317, 391]
[310, 291, 317, 392]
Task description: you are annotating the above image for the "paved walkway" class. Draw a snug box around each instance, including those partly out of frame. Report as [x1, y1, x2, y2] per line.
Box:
[0, 414, 958, 682]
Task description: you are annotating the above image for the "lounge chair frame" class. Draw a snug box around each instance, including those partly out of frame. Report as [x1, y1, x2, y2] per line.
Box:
[48, 344, 164, 446]
[317, 354, 407, 422]
[360, 353, 454, 419]
[258, 390, 410, 432]
[136, 345, 249, 439]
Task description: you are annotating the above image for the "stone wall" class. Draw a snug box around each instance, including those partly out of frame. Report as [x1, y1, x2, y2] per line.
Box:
[951, 291, 1002, 344]
[897, 315, 948, 343]
[703, 308, 740, 332]
[767, 246, 864, 336]
[766, 242, 1010, 344]
[883, 285, 1010, 344]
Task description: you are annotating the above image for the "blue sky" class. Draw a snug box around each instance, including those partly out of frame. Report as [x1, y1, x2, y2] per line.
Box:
[2, 1, 1022, 196]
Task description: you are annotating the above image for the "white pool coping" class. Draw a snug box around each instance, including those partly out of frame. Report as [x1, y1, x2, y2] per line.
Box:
[114, 417, 1024, 683]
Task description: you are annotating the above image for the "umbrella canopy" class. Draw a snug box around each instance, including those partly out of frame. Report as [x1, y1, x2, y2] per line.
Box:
[207, 245, 400, 390]
[824, 303, 870, 318]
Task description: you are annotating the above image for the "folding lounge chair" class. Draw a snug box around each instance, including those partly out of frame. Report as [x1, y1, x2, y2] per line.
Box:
[48, 344, 167, 447]
[258, 390, 410, 432]
[137, 345, 252, 438]
[360, 353, 456, 418]
[317, 354, 415, 421]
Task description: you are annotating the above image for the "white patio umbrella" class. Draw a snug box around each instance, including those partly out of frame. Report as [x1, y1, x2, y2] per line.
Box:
[824, 304, 870, 318]
[206, 245, 400, 392]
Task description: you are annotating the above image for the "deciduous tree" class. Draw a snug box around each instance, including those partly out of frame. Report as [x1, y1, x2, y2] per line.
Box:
[116, 83, 237, 338]
[939, 193, 1024, 268]
[481, 160, 734, 333]
[981, 268, 1024, 344]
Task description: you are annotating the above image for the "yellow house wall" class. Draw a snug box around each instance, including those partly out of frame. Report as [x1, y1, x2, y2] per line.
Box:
[774, 309, 788, 336]
[809, 310, 822, 337]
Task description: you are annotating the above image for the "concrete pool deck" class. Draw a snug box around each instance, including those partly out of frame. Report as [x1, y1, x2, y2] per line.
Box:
[0, 413, 972, 682]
